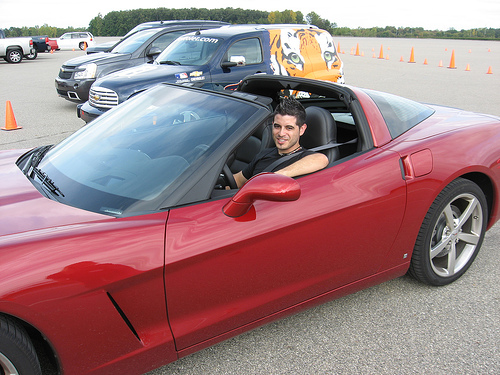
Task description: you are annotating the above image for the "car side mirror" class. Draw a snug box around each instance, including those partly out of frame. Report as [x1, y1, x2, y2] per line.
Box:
[221, 55, 246, 68]
[223, 173, 301, 218]
[147, 47, 162, 57]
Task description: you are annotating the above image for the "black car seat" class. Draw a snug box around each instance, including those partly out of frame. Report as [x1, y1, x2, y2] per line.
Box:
[229, 121, 273, 173]
[301, 106, 339, 164]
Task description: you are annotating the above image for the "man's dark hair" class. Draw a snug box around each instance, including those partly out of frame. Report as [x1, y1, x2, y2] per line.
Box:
[273, 97, 306, 127]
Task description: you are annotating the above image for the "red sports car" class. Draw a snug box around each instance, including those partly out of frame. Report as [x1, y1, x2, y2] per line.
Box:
[1, 75, 499, 375]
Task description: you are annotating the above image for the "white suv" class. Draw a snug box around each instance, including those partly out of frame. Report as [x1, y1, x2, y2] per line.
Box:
[56, 32, 95, 50]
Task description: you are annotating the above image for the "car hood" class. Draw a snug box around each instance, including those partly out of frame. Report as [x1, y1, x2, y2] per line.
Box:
[0, 150, 108, 237]
[93, 63, 209, 95]
[63, 52, 131, 66]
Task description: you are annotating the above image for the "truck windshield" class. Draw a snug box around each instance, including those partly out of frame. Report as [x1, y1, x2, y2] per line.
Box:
[155, 35, 222, 66]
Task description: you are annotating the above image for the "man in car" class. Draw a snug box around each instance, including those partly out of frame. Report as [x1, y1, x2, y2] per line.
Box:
[233, 97, 329, 188]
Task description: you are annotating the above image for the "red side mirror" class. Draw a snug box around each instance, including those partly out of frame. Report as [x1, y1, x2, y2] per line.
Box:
[223, 173, 301, 218]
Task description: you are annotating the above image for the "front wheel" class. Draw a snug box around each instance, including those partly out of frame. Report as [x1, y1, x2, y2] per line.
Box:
[0, 315, 42, 375]
[25, 49, 38, 60]
[408, 178, 487, 286]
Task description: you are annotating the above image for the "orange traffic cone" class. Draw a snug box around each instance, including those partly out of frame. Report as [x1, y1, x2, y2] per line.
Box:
[378, 45, 384, 59]
[438, 60, 443, 67]
[355, 43, 360, 56]
[2, 101, 22, 131]
[487, 66, 493, 74]
[423, 58, 428, 65]
[409, 47, 416, 63]
[465, 64, 470, 71]
[448, 50, 457, 69]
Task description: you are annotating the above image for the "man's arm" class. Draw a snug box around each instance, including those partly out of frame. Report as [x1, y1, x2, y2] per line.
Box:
[233, 171, 248, 189]
[233, 152, 328, 188]
[275, 153, 329, 178]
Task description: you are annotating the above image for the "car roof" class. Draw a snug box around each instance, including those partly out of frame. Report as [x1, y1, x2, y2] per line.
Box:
[124, 20, 229, 38]
[186, 24, 319, 38]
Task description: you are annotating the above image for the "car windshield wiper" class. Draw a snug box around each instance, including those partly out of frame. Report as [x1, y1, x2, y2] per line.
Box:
[159, 60, 182, 65]
[31, 166, 65, 197]
[22, 145, 52, 176]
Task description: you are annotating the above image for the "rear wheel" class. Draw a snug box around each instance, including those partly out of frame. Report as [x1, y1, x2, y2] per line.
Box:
[0, 316, 42, 375]
[408, 178, 487, 286]
[5, 49, 22, 63]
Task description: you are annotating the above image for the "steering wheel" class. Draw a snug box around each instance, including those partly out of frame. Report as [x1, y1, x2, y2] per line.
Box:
[223, 164, 238, 190]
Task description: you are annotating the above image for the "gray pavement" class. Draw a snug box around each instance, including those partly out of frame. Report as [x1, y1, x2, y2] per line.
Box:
[0, 37, 499, 375]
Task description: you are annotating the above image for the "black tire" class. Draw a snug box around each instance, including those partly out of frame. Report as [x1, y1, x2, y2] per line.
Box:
[0, 315, 42, 375]
[5, 49, 23, 63]
[25, 49, 38, 60]
[79, 42, 85, 50]
[408, 178, 487, 286]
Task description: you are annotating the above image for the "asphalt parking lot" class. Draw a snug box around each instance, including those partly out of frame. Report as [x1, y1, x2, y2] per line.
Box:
[0, 36, 499, 375]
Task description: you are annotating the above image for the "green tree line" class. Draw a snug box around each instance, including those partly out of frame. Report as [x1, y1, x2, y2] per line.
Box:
[335, 25, 500, 40]
[87, 8, 336, 36]
[3, 25, 86, 38]
[3, 7, 499, 41]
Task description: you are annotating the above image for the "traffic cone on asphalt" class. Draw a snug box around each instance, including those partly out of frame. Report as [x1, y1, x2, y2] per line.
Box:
[448, 50, 457, 69]
[378, 45, 384, 59]
[409, 47, 416, 63]
[2, 101, 22, 131]
[355, 43, 360, 56]
[487, 66, 493, 74]
[465, 64, 470, 71]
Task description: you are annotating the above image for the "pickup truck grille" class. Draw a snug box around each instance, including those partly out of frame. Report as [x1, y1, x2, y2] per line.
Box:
[89, 87, 119, 109]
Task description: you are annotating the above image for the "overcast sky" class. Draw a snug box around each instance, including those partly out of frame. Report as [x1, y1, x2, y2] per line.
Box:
[1, 0, 499, 31]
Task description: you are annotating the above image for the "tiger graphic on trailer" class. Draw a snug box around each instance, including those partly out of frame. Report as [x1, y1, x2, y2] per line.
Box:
[269, 28, 344, 83]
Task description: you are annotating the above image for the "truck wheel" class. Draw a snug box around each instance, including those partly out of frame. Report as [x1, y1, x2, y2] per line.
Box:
[25, 50, 38, 60]
[5, 49, 23, 63]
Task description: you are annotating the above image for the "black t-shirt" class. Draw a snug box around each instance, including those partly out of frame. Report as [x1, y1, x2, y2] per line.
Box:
[242, 147, 315, 180]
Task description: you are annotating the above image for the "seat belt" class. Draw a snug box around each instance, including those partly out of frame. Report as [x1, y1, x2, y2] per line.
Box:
[264, 138, 358, 172]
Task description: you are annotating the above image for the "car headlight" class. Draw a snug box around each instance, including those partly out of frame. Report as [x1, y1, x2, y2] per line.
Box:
[74, 63, 97, 79]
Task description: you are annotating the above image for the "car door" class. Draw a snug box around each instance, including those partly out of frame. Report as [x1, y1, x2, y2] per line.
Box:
[164, 146, 407, 351]
[210, 37, 270, 87]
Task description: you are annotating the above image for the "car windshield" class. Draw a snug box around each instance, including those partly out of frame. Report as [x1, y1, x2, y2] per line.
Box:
[110, 28, 159, 54]
[38, 84, 257, 216]
[156, 35, 222, 66]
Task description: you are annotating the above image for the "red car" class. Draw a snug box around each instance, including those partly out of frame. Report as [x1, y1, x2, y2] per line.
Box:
[47, 38, 58, 51]
[1, 75, 499, 375]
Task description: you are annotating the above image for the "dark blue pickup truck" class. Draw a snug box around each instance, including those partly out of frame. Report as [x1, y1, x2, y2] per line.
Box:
[78, 24, 344, 123]
[56, 21, 228, 103]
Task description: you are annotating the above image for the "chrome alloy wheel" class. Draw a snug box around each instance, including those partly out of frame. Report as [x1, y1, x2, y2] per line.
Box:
[0, 352, 20, 375]
[429, 193, 483, 278]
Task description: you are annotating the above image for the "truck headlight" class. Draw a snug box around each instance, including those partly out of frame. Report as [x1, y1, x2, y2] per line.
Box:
[74, 63, 97, 79]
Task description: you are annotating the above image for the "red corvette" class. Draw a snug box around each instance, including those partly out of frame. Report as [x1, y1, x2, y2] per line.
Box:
[1, 75, 499, 374]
